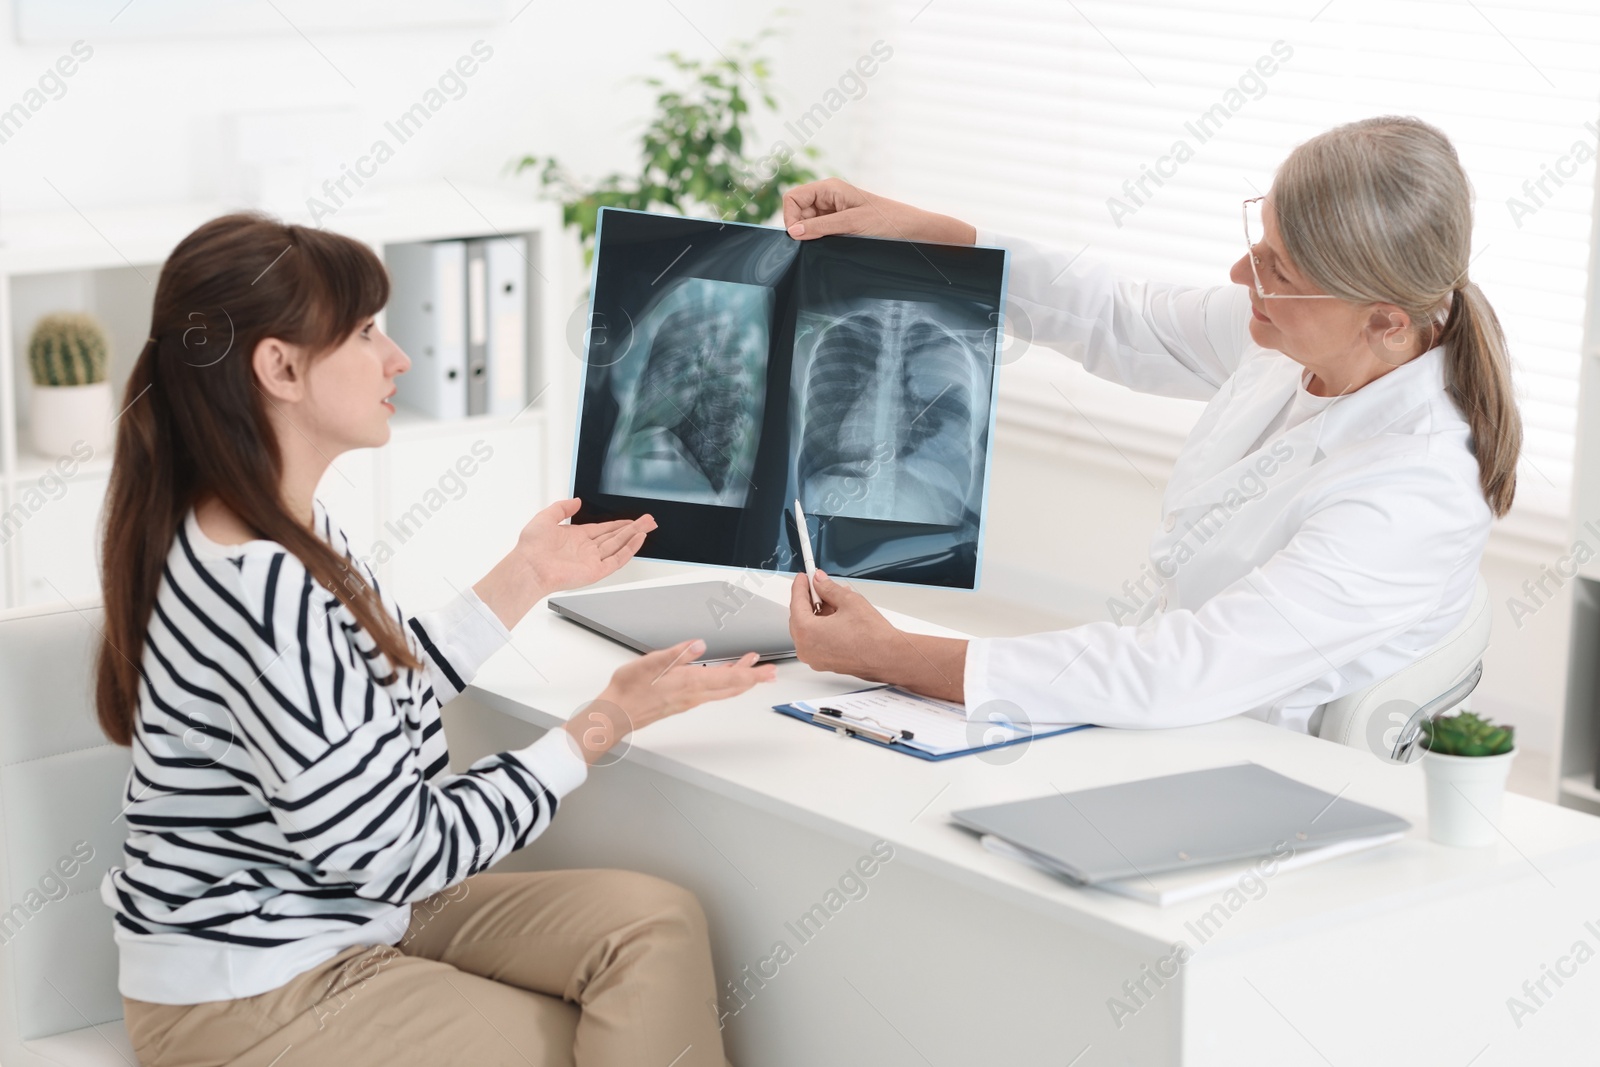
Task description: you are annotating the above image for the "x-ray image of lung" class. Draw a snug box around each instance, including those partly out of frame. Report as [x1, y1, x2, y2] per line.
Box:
[792, 300, 993, 526]
[599, 278, 772, 507]
[572, 206, 1007, 590]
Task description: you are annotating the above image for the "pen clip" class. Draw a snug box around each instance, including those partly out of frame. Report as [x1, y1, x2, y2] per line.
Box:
[813, 706, 914, 745]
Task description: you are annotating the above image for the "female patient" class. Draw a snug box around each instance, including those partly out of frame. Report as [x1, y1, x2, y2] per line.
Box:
[96, 213, 770, 1067]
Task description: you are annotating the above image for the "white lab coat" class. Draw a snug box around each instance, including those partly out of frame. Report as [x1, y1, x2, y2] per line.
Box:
[963, 230, 1492, 732]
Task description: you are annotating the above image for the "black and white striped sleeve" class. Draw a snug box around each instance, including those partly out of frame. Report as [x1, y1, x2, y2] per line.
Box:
[223, 553, 588, 905]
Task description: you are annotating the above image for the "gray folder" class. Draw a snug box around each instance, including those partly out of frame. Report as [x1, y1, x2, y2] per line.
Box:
[951, 762, 1411, 885]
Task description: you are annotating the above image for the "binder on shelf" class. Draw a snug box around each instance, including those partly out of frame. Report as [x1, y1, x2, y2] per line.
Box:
[386, 239, 467, 420]
[465, 239, 490, 416]
[485, 235, 529, 417]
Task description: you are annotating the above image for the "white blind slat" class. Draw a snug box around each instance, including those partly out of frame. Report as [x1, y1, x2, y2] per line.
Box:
[859, 0, 1599, 524]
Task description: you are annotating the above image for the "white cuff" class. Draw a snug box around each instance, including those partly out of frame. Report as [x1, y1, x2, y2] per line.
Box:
[511, 728, 589, 801]
[417, 587, 513, 695]
[963, 636, 995, 719]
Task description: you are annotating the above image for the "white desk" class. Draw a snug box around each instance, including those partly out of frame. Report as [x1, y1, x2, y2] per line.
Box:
[452, 570, 1600, 1067]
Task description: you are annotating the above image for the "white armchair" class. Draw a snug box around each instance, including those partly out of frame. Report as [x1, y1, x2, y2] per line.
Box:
[0, 601, 134, 1066]
[1310, 576, 1492, 761]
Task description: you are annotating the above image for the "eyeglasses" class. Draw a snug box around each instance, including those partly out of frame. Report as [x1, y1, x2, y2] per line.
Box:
[1242, 197, 1339, 302]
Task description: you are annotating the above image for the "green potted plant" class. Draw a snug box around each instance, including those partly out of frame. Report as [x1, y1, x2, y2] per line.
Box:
[515, 25, 823, 266]
[1419, 710, 1515, 847]
[28, 312, 113, 458]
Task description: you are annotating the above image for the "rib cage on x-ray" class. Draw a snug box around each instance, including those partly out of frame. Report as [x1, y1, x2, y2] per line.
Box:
[797, 300, 989, 526]
[601, 279, 768, 507]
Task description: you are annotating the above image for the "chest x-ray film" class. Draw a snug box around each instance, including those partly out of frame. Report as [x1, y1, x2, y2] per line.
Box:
[571, 207, 1008, 589]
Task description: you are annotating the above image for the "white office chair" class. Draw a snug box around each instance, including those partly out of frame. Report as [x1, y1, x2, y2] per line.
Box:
[1310, 576, 1492, 760]
[0, 601, 134, 1066]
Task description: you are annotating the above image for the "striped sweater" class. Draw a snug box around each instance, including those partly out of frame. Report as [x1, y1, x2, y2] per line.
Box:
[102, 500, 587, 1005]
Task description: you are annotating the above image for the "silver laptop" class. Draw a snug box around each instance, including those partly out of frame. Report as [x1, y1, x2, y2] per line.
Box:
[951, 762, 1411, 885]
[548, 581, 797, 664]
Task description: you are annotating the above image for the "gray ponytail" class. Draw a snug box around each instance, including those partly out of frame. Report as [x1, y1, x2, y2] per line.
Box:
[1273, 115, 1522, 517]
[1439, 281, 1519, 515]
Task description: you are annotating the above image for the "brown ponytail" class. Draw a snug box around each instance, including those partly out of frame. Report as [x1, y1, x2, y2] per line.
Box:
[96, 213, 422, 747]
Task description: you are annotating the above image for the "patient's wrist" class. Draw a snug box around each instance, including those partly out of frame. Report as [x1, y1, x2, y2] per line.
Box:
[565, 693, 631, 765]
[472, 550, 552, 632]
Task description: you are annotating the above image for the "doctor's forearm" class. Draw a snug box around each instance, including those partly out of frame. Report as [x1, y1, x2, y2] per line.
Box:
[888, 633, 967, 704]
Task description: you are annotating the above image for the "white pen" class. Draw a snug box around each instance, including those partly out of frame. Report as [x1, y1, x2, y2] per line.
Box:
[794, 498, 822, 613]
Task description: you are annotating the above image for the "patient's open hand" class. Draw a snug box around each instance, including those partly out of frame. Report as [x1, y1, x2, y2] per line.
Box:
[517, 498, 655, 596]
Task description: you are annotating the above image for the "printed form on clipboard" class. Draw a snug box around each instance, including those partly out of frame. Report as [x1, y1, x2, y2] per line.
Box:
[776, 686, 1090, 760]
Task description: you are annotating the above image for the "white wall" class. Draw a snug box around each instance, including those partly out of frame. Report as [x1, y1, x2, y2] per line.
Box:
[0, 0, 867, 216]
[1, 0, 1567, 761]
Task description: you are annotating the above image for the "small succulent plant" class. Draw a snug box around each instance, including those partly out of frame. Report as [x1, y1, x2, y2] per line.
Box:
[1421, 710, 1515, 757]
[28, 312, 109, 387]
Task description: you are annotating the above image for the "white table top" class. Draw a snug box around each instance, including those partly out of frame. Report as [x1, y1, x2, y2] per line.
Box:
[468, 569, 1600, 956]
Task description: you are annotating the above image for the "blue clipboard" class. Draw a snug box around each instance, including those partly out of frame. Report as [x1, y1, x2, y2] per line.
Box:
[771, 700, 1092, 761]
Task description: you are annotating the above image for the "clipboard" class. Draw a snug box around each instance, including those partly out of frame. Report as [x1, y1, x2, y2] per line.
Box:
[771, 686, 1091, 761]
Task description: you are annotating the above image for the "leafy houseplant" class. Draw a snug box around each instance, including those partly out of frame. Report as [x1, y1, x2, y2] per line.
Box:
[515, 28, 823, 265]
[1420, 710, 1516, 847]
[27, 312, 114, 458]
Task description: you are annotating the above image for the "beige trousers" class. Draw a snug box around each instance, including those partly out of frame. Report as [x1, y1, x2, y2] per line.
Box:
[122, 869, 732, 1067]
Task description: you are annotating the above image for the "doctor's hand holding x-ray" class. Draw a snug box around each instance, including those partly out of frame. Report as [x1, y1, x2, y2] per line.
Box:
[780, 116, 1523, 733]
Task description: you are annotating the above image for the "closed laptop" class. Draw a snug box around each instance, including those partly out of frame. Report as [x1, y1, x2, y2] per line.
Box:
[548, 581, 797, 664]
[951, 762, 1411, 885]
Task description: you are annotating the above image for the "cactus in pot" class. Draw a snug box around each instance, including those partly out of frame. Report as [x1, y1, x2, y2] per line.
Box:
[28, 313, 109, 388]
[26, 312, 114, 459]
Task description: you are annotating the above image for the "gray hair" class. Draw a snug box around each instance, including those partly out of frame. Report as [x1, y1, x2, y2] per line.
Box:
[1273, 115, 1521, 516]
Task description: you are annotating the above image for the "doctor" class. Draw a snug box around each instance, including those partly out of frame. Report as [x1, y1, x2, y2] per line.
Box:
[781, 116, 1521, 732]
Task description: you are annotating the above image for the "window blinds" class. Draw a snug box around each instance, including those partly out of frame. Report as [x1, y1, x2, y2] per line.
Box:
[854, 0, 1600, 539]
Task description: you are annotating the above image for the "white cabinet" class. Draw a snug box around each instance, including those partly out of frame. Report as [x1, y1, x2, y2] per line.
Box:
[10, 470, 108, 607]
[375, 418, 546, 615]
[0, 489, 11, 606]
[1560, 180, 1600, 812]
[314, 446, 381, 558]
[303, 416, 551, 619]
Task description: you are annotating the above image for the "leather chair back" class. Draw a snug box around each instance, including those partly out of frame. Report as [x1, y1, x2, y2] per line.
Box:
[0, 601, 133, 1064]
[1312, 576, 1492, 755]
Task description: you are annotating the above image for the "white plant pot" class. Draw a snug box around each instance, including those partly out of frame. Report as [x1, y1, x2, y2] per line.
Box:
[30, 381, 113, 460]
[1423, 748, 1515, 847]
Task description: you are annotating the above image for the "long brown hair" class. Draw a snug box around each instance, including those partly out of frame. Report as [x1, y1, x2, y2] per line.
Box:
[97, 213, 421, 746]
[1273, 116, 1522, 516]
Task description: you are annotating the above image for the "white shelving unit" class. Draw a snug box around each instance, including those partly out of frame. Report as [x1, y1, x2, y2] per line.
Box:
[0, 182, 576, 615]
[1559, 178, 1600, 815]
